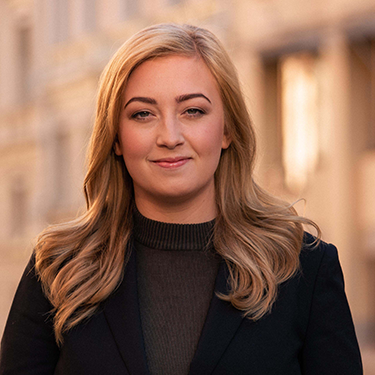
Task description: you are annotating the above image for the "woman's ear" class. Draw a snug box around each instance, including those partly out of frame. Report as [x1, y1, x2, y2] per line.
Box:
[222, 127, 231, 150]
[113, 135, 123, 156]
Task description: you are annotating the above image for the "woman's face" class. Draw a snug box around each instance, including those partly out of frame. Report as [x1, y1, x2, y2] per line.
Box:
[115, 55, 230, 220]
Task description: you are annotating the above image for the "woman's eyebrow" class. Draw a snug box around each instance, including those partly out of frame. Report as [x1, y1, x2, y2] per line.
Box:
[176, 93, 211, 104]
[124, 93, 211, 109]
[124, 97, 156, 109]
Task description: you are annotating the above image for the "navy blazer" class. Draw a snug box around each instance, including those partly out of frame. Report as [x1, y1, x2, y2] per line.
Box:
[0, 234, 363, 374]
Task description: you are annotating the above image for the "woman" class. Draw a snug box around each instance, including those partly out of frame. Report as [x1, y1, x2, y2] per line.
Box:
[0, 23, 362, 374]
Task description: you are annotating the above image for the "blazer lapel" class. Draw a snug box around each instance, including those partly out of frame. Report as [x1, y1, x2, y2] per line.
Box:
[189, 261, 246, 375]
[104, 245, 149, 375]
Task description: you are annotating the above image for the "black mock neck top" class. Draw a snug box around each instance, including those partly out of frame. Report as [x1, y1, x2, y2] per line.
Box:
[133, 210, 220, 375]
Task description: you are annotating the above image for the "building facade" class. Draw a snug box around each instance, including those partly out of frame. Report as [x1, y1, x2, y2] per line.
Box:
[1, 0, 375, 371]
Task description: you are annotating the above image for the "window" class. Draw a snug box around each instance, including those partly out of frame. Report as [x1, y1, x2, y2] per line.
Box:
[279, 52, 320, 190]
[120, 0, 139, 19]
[350, 37, 375, 150]
[17, 25, 32, 102]
[83, 0, 98, 33]
[55, 129, 71, 204]
[262, 59, 283, 176]
[10, 178, 28, 237]
[53, 0, 70, 43]
[263, 50, 322, 191]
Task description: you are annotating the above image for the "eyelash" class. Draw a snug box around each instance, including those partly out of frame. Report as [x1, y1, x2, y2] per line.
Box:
[184, 108, 205, 117]
[130, 108, 205, 121]
[131, 111, 151, 120]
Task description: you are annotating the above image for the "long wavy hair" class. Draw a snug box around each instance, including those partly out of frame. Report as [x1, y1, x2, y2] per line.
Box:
[35, 23, 319, 345]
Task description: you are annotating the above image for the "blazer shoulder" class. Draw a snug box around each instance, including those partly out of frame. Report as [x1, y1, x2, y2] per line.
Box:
[0, 252, 59, 375]
[299, 234, 363, 373]
[296, 232, 344, 294]
[300, 232, 338, 267]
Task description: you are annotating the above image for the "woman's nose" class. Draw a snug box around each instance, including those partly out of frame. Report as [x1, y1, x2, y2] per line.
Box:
[156, 115, 184, 149]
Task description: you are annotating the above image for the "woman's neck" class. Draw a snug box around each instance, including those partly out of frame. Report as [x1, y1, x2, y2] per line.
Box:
[134, 194, 217, 224]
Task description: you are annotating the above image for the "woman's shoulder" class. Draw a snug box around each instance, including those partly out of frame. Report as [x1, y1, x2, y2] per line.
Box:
[296, 233, 362, 373]
[0, 251, 59, 374]
[298, 232, 343, 286]
[4, 251, 53, 313]
[301, 232, 338, 261]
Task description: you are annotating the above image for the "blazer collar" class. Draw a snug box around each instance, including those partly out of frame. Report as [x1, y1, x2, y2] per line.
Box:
[104, 245, 150, 375]
[104, 246, 245, 375]
[189, 260, 245, 375]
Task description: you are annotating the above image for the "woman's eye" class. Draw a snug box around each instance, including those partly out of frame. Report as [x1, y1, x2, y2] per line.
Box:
[132, 111, 151, 120]
[185, 108, 205, 117]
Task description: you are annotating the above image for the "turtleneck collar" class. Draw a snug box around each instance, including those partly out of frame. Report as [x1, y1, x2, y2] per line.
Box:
[133, 208, 215, 251]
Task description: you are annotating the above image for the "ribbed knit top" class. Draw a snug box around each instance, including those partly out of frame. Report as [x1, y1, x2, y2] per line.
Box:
[133, 209, 216, 251]
[133, 209, 220, 375]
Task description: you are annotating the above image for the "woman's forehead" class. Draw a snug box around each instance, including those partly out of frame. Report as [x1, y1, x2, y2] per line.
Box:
[123, 55, 221, 103]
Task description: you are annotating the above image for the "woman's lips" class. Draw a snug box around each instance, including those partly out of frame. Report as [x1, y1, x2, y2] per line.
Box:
[151, 157, 191, 169]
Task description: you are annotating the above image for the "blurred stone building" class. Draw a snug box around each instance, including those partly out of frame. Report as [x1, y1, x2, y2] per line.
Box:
[1, 0, 375, 371]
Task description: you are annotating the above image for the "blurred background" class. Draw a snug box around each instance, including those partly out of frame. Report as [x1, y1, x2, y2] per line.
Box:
[1, 0, 375, 372]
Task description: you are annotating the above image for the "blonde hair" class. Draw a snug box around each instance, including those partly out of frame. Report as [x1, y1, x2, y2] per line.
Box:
[35, 23, 319, 345]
